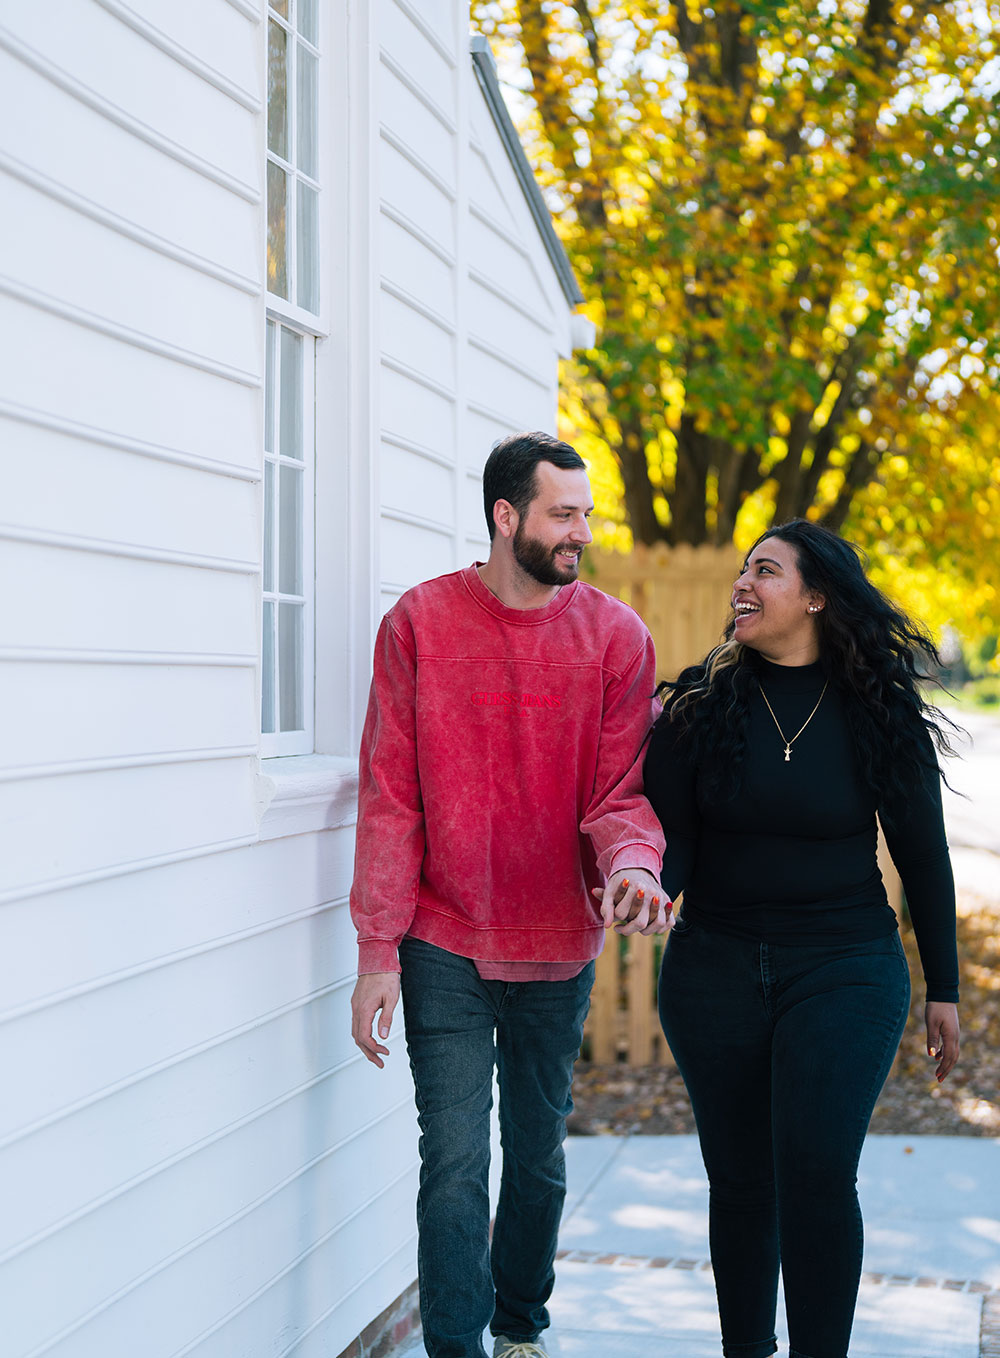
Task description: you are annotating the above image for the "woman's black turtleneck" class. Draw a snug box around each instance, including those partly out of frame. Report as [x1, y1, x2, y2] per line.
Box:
[643, 654, 959, 1002]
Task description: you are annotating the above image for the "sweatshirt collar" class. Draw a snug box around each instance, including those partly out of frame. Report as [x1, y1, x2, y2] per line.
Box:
[462, 563, 580, 625]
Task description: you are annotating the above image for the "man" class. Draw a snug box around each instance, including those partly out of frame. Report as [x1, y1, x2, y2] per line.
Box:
[350, 432, 670, 1358]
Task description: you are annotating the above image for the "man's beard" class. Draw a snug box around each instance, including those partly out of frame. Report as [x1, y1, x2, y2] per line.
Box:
[512, 521, 583, 587]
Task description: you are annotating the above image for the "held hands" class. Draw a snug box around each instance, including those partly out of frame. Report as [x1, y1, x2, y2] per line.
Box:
[351, 971, 401, 1069]
[592, 868, 672, 936]
[925, 1001, 960, 1083]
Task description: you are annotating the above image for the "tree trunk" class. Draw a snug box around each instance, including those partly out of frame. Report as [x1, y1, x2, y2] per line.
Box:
[820, 442, 879, 531]
[617, 411, 662, 546]
[772, 409, 814, 524]
[715, 441, 762, 543]
[670, 416, 710, 545]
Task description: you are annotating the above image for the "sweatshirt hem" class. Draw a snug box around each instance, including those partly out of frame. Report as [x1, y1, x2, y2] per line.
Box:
[405, 911, 606, 964]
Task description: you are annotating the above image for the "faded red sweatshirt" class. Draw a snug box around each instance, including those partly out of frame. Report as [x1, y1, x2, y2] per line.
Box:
[350, 564, 665, 974]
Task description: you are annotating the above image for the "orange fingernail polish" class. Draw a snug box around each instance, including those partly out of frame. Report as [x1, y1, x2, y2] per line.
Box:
[621, 878, 629, 887]
[637, 888, 644, 898]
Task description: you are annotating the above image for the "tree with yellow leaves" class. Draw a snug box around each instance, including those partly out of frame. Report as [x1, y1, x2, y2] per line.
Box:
[473, 0, 1000, 642]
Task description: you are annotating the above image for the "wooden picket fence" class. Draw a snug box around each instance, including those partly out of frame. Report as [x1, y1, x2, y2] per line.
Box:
[584, 931, 673, 1066]
[581, 544, 736, 1066]
[580, 544, 903, 1066]
[583, 542, 743, 682]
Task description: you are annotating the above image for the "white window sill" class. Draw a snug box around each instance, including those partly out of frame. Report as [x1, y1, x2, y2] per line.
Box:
[256, 754, 359, 841]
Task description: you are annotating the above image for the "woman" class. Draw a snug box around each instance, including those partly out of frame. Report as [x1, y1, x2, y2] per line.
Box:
[643, 519, 960, 1358]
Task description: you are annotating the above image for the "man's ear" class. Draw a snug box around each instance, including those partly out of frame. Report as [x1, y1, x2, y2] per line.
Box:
[493, 499, 517, 541]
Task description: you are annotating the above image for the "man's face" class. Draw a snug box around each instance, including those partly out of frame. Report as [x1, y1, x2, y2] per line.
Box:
[512, 462, 594, 586]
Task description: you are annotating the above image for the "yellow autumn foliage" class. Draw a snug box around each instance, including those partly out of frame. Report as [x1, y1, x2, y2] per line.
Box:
[473, 0, 1000, 650]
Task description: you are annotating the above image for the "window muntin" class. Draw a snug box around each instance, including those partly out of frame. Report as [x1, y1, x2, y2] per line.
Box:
[264, 0, 320, 753]
[266, 1, 320, 315]
[262, 320, 314, 752]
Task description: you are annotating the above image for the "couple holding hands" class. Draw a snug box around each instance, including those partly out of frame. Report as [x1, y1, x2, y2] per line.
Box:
[350, 432, 959, 1358]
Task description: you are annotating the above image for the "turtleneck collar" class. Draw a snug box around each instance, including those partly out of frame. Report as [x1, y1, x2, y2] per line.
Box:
[750, 652, 828, 693]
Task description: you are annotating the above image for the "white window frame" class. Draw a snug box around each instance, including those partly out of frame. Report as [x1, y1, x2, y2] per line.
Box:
[265, 0, 321, 322]
[261, 318, 317, 756]
[262, 0, 328, 758]
[258, 0, 381, 795]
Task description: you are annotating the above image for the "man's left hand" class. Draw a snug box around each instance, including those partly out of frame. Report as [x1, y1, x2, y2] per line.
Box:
[592, 868, 672, 936]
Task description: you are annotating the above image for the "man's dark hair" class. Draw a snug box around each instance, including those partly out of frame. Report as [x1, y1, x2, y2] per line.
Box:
[482, 432, 585, 539]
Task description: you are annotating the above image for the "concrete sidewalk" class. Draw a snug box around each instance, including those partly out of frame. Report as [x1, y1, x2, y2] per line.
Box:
[403, 1133, 1000, 1357]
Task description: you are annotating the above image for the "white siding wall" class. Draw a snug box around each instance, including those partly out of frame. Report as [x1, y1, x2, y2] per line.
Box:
[377, 0, 573, 614]
[0, 1, 576, 1353]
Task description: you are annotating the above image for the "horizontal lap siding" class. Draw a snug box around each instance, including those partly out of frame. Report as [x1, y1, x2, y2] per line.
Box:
[1, 294, 259, 473]
[380, 285, 456, 393]
[0, 662, 256, 772]
[0, 818, 423, 1358]
[378, 0, 461, 608]
[0, 836, 419, 1357]
[0, 832, 356, 1017]
[0, 0, 263, 839]
[1, 4, 258, 188]
[381, 359, 457, 459]
[381, 438, 455, 525]
[0, 3, 357, 1356]
[377, 5, 571, 614]
[1, 543, 256, 658]
[465, 103, 569, 423]
[0, 38, 257, 276]
[0, 759, 257, 901]
[0, 5, 577, 1356]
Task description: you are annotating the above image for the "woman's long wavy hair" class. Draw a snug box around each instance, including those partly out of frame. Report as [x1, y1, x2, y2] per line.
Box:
[657, 520, 958, 812]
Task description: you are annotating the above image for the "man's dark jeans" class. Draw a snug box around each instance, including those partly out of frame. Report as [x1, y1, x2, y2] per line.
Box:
[659, 917, 910, 1358]
[399, 938, 594, 1358]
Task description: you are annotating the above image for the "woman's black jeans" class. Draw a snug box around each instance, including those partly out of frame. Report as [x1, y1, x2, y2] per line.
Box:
[659, 916, 910, 1358]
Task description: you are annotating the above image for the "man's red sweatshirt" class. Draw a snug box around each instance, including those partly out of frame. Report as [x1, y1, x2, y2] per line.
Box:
[350, 564, 666, 974]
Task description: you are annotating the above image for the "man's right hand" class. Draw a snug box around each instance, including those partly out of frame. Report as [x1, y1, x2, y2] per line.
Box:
[351, 972, 401, 1069]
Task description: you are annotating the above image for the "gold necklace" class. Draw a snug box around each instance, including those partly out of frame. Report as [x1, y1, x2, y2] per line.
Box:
[757, 680, 828, 762]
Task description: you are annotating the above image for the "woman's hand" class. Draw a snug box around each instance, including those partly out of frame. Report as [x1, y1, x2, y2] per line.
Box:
[592, 870, 672, 935]
[925, 1002, 960, 1082]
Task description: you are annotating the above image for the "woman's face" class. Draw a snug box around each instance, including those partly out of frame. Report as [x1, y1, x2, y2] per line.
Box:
[731, 536, 825, 663]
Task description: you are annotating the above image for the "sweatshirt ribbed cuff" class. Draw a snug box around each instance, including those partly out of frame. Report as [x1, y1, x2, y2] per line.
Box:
[357, 939, 402, 975]
[608, 843, 663, 880]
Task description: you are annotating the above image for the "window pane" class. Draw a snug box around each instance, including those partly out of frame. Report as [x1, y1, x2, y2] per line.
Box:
[279, 602, 304, 731]
[267, 20, 289, 160]
[298, 0, 318, 44]
[296, 45, 318, 178]
[296, 181, 319, 313]
[263, 460, 275, 593]
[270, 0, 289, 17]
[262, 599, 276, 733]
[279, 328, 303, 458]
[264, 320, 276, 453]
[279, 463, 303, 595]
[266, 161, 288, 298]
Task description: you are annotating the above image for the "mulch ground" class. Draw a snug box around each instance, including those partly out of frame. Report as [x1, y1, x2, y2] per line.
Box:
[567, 893, 1000, 1138]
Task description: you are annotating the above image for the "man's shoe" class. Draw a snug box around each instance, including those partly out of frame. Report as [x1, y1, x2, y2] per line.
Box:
[492, 1339, 548, 1358]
